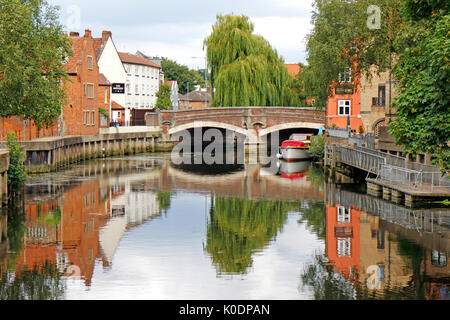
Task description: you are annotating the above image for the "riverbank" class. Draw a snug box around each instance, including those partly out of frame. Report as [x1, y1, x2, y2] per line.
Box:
[14, 129, 178, 174]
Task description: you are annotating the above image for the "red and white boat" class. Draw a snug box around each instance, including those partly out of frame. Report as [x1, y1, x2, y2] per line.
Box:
[278, 134, 313, 161]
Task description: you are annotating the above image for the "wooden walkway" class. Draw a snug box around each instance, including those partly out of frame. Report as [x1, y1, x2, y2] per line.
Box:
[325, 143, 450, 206]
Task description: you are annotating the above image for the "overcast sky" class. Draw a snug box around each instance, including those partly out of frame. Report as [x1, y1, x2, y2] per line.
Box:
[48, 0, 315, 70]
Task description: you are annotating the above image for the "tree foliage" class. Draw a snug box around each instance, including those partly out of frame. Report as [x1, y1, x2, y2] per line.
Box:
[155, 84, 172, 110]
[302, 0, 407, 109]
[204, 14, 299, 107]
[159, 57, 205, 94]
[390, 3, 449, 172]
[0, 0, 72, 130]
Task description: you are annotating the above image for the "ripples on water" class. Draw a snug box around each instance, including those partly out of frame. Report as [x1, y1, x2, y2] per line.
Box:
[0, 155, 449, 300]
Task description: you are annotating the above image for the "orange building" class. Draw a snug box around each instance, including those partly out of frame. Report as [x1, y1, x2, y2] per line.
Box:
[326, 66, 365, 133]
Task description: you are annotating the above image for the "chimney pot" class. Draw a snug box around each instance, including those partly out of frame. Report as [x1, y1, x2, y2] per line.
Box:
[69, 32, 79, 37]
[84, 29, 92, 38]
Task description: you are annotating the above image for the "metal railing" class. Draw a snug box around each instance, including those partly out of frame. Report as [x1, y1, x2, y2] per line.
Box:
[337, 145, 386, 174]
[377, 164, 450, 192]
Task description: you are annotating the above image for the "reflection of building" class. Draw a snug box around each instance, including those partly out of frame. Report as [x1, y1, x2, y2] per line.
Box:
[326, 204, 361, 281]
[325, 185, 450, 299]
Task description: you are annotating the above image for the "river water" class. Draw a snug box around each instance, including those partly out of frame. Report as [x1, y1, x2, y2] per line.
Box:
[0, 154, 449, 300]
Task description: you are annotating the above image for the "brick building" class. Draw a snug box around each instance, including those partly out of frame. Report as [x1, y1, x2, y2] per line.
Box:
[1, 29, 111, 141]
[178, 87, 211, 110]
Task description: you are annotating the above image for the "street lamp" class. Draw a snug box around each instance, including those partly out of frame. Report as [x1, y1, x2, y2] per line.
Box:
[192, 56, 208, 108]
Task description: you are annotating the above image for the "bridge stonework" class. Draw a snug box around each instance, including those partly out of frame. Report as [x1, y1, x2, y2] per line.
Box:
[147, 107, 325, 143]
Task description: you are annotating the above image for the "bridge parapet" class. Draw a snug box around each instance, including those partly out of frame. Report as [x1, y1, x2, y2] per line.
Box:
[147, 107, 326, 139]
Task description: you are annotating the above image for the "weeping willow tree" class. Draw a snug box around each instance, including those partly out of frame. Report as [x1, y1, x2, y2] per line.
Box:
[204, 14, 298, 107]
[205, 197, 296, 275]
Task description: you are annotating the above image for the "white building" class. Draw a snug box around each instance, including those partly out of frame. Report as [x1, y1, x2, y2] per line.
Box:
[119, 52, 161, 123]
[93, 31, 127, 124]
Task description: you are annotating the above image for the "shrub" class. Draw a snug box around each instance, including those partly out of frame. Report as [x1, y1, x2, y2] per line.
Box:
[309, 135, 325, 160]
[7, 132, 26, 190]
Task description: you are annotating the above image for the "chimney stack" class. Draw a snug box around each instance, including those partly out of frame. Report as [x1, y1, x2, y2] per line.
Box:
[84, 29, 92, 38]
[69, 31, 79, 37]
[102, 30, 112, 42]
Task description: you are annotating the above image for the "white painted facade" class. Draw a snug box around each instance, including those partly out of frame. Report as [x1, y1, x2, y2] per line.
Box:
[123, 61, 161, 114]
[96, 36, 127, 118]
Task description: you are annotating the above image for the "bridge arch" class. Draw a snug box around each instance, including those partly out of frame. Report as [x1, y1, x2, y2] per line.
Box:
[168, 121, 250, 137]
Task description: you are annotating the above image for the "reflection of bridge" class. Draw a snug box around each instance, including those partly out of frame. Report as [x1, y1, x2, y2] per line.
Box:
[32, 157, 324, 202]
[147, 107, 325, 142]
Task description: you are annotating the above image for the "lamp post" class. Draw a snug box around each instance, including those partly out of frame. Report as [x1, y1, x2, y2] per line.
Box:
[192, 56, 208, 108]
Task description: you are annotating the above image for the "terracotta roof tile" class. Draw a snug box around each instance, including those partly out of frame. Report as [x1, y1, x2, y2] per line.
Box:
[111, 100, 125, 110]
[98, 73, 111, 86]
[118, 52, 161, 69]
[65, 37, 85, 74]
[285, 64, 301, 76]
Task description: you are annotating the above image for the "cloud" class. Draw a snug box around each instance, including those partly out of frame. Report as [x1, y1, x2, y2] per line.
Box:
[49, 0, 314, 68]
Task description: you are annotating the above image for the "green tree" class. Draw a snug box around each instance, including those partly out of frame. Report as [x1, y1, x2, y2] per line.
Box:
[155, 84, 172, 110]
[0, 0, 72, 132]
[204, 14, 298, 107]
[389, 4, 449, 172]
[302, 0, 407, 110]
[159, 57, 205, 94]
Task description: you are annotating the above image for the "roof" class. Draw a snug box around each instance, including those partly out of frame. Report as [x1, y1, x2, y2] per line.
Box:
[111, 100, 125, 110]
[118, 52, 161, 69]
[65, 37, 85, 74]
[179, 90, 211, 102]
[285, 64, 301, 76]
[98, 73, 111, 86]
[92, 38, 106, 61]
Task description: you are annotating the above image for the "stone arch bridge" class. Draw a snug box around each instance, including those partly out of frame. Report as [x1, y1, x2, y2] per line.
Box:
[146, 107, 326, 144]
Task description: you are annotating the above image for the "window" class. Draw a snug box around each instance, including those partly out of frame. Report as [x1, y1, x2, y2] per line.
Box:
[378, 85, 386, 106]
[337, 206, 350, 223]
[104, 88, 108, 104]
[135, 65, 139, 75]
[135, 84, 139, 95]
[126, 81, 131, 95]
[338, 100, 351, 115]
[87, 56, 93, 70]
[337, 238, 351, 257]
[91, 111, 95, 125]
[338, 67, 352, 83]
[126, 64, 131, 75]
[86, 83, 94, 99]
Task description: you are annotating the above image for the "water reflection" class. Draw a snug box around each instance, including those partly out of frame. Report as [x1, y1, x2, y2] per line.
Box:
[0, 155, 448, 300]
[299, 183, 450, 300]
[205, 197, 297, 275]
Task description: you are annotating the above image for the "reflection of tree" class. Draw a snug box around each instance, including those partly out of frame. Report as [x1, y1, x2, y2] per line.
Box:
[0, 261, 65, 300]
[6, 197, 26, 272]
[157, 191, 174, 214]
[205, 197, 294, 275]
[300, 253, 355, 300]
[297, 201, 326, 240]
[307, 165, 325, 188]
